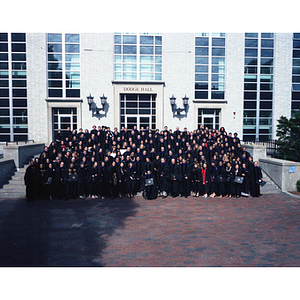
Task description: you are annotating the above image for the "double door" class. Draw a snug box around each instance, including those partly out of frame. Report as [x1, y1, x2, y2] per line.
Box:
[125, 115, 152, 130]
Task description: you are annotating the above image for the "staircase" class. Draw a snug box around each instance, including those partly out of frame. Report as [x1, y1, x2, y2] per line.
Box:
[260, 170, 282, 194]
[0, 164, 27, 199]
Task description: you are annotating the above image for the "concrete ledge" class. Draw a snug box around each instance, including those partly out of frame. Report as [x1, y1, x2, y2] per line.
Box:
[243, 144, 267, 162]
[3, 143, 45, 168]
[0, 159, 16, 187]
[259, 157, 300, 192]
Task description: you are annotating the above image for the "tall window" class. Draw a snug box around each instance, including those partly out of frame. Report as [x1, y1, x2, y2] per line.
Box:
[0, 32, 28, 142]
[47, 33, 80, 98]
[114, 33, 162, 81]
[243, 33, 274, 142]
[292, 33, 300, 113]
[195, 33, 226, 100]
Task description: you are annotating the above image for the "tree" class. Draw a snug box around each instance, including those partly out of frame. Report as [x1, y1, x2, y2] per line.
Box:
[276, 111, 300, 161]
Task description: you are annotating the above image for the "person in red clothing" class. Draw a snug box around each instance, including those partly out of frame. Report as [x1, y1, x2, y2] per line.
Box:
[201, 163, 211, 198]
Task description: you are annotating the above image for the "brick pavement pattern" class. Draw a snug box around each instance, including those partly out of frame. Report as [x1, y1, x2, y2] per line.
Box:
[0, 193, 300, 267]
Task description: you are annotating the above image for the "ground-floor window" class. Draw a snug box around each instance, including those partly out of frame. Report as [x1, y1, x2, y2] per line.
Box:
[52, 107, 77, 139]
[120, 93, 156, 130]
[198, 108, 220, 130]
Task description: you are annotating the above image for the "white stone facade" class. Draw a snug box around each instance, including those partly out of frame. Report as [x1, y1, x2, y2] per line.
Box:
[19, 33, 295, 144]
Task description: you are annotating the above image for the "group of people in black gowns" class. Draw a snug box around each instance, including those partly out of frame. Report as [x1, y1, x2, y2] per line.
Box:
[24, 124, 264, 202]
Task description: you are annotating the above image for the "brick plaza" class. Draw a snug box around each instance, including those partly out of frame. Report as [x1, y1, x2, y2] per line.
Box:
[0, 193, 300, 267]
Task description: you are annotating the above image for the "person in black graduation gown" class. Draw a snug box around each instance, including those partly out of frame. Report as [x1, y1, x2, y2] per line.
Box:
[180, 158, 192, 198]
[125, 162, 136, 198]
[216, 160, 226, 198]
[233, 163, 243, 198]
[241, 162, 251, 197]
[57, 161, 68, 200]
[225, 162, 235, 198]
[24, 160, 38, 202]
[143, 170, 157, 200]
[98, 161, 106, 199]
[78, 162, 87, 199]
[157, 157, 170, 197]
[117, 162, 126, 198]
[192, 162, 202, 197]
[251, 161, 263, 197]
[209, 160, 218, 198]
[170, 158, 181, 197]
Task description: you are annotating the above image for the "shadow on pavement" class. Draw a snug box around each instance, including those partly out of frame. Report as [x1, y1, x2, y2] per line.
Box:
[0, 197, 139, 266]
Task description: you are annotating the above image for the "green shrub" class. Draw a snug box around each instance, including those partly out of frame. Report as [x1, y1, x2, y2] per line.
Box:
[297, 180, 300, 192]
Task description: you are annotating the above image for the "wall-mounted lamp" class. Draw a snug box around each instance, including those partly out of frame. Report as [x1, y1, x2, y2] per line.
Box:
[170, 95, 189, 116]
[87, 93, 108, 116]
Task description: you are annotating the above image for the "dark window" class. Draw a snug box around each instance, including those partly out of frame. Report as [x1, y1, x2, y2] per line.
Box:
[13, 99, 27, 107]
[12, 43, 26, 52]
[140, 36, 154, 44]
[245, 39, 258, 47]
[245, 49, 258, 57]
[11, 33, 26, 42]
[245, 58, 257, 65]
[0, 43, 8, 52]
[12, 53, 26, 61]
[195, 37, 209, 46]
[0, 33, 8, 41]
[244, 101, 257, 109]
[244, 92, 257, 99]
[195, 91, 208, 99]
[66, 89, 80, 98]
[195, 47, 209, 56]
[292, 92, 300, 100]
[0, 89, 9, 97]
[261, 39, 274, 48]
[291, 101, 300, 110]
[155, 36, 162, 45]
[211, 91, 224, 99]
[244, 83, 257, 90]
[49, 89, 62, 97]
[123, 45, 137, 54]
[12, 62, 26, 70]
[0, 62, 9, 69]
[123, 35, 136, 44]
[260, 92, 273, 100]
[245, 33, 258, 38]
[293, 50, 300, 58]
[260, 101, 272, 109]
[0, 99, 9, 107]
[0, 53, 8, 61]
[261, 58, 273, 65]
[261, 49, 273, 57]
[212, 48, 225, 56]
[195, 82, 208, 90]
[212, 38, 225, 46]
[13, 89, 27, 97]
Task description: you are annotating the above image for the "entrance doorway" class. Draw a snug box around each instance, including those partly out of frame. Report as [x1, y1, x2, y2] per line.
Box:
[198, 108, 221, 130]
[52, 107, 77, 140]
[120, 94, 156, 131]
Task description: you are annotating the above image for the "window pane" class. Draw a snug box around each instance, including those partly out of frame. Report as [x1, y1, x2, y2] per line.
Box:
[195, 82, 208, 89]
[65, 34, 79, 43]
[212, 57, 225, 65]
[195, 74, 208, 81]
[11, 33, 26, 42]
[0, 62, 8, 69]
[195, 91, 208, 99]
[123, 45, 137, 54]
[0, 43, 8, 52]
[195, 65, 208, 73]
[66, 72, 80, 79]
[65, 54, 80, 61]
[245, 58, 257, 65]
[140, 55, 153, 63]
[155, 36, 162, 45]
[195, 47, 209, 55]
[123, 55, 136, 63]
[48, 62, 62, 70]
[245, 39, 258, 47]
[245, 33, 258, 38]
[212, 48, 225, 56]
[155, 46, 162, 55]
[12, 62, 26, 70]
[12, 80, 27, 87]
[65, 63, 80, 70]
[245, 49, 258, 57]
[140, 46, 153, 54]
[114, 45, 121, 54]
[261, 49, 273, 57]
[48, 53, 62, 61]
[123, 35, 136, 44]
[244, 92, 257, 99]
[65, 44, 80, 53]
[48, 34, 62, 42]
[66, 89, 80, 97]
[195, 37, 209, 46]
[261, 58, 273, 65]
[261, 39, 274, 48]
[12, 43, 26, 52]
[12, 53, 26, 61]
[0, 71, 9, 77]
[195, 57, 209, 64]
[0, 53, 8, 61]
[123, 64, 137, 72]
[0, 33, 8, 41]
[140, 36, 153, 44]
[114, 35, 121, 44]
[212, 38, 225, 46]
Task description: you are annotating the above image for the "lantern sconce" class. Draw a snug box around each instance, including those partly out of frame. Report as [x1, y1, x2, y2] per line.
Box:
[87, 93, 108, 116]
[170, 95, 189, 117]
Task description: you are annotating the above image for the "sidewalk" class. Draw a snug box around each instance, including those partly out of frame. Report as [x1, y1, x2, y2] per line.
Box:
[0, 193, 300, 266]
